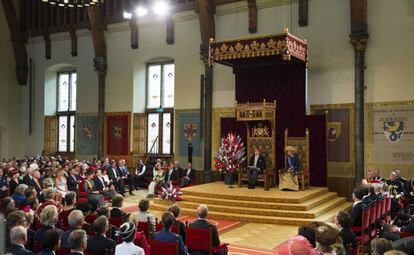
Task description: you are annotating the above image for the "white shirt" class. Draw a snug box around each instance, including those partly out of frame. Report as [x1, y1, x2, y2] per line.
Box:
[115, 242, 144, 255]
[186, 168, 192, 177]
[253, 155, 259, 167]
[137, 165, 146, 176]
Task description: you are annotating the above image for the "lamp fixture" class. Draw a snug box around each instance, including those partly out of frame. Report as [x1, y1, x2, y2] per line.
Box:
[123, 0, 170, 20]
[41, 0, 103, 8]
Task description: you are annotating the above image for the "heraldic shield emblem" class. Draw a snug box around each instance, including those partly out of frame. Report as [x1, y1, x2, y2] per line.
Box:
[383, 121, 404, 143]
[327, 122, 341, 142]
[112, 125, 123, 140]
[184, 123, 197, 141]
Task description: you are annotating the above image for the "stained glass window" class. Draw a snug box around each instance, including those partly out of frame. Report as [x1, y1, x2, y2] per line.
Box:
[163, 64, 174, 108]
[57, 70, 76, 153]
[162, 113, 171, 154]
[58, 116, 68, 152]
[147, 113, 159, 154]
[147, 65, 161, 109]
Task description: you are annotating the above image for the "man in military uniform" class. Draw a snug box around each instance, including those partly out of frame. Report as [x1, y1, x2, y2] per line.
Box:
[387, 171, 405, 217]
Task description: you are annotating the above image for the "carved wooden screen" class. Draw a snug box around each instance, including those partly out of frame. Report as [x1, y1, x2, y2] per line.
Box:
[44, 116, 57, 154]
[133, 113, 147, 154]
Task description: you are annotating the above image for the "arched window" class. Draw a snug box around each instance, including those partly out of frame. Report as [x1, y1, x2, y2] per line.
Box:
[57, 70, 77, 153]
[146, 61, 174, 155]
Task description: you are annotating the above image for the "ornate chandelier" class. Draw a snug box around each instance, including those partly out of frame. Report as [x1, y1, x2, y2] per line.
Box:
[41, 0, 104, 8]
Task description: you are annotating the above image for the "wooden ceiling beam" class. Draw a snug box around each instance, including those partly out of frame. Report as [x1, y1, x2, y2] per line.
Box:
[247, 0, 257, 33]
[87, 5, 107, 59]
[298, 0, 308, 27]
[129, 17, 139, 49]
[166, 16, 174, 45]
[1, 0, 28, 85]
[195, 0, 216, 46]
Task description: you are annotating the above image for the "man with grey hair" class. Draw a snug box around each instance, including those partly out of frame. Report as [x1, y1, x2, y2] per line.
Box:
[6, 225, 34, 255]
[61, 210, 85, 248]
[68, 229, 88, 255]
[86, 216, 116, 255]
[189, 204, 221, 247]
[36, 188, 63, 217]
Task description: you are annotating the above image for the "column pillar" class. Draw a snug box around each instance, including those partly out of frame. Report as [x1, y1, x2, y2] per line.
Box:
[94, 57, 107, 159]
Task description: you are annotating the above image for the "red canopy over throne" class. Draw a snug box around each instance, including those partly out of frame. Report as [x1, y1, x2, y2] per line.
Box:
[211, 29, 327, 187]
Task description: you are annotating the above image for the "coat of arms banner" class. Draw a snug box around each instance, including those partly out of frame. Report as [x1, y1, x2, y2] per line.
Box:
[367, 101, 414, 165]
[76, 114, 98, 155]
[176, 110, 201, 158]
[105, 112, 130, 156]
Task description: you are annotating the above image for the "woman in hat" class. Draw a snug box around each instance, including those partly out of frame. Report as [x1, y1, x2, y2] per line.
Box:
[115, 222, 145, 255]
[279, 146, 300, 191]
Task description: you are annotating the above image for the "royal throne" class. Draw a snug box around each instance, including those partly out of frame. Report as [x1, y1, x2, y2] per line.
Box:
[235, 100, 277, 190]
[279, 128, 310, 190]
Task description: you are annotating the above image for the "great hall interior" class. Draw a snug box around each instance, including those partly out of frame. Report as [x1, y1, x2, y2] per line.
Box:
[1, 1, 414, 255]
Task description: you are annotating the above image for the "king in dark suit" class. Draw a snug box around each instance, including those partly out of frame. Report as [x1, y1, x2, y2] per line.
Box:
[247, 148, 266, 189]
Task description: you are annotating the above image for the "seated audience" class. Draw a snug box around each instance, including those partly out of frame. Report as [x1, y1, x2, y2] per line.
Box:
[373, 169, 385, 182]
[9, 171, 21, 195]
[111, 195, 128, 220]
[61, 210, 85, 248]
[147, 163, 164, 197]
[115, 222, 145, 255]
[67, 167, 79, 192]
[38, 229, 61, 255]
[314, 224, 344, 255]
[6, 225, 34, 255]
[6, 211, 34, 249]
[84, 170, 105, 207]
[36, 188, 63, 217]
[55, 168, 69, 198]
[2, 196, 18, 217]
[334, 211, 357, 249]
[136, 198, 156, 234]
[371, 238, 393, 255]
[189, 204, 221, 249]
[0, 167, 9, 197]
[392, 236, 414, 254]
[168, 204, 186, 242]
[154, 211, 188, 255]
[94, 169, 118, 198]
[134, 159, 147, 189]
[86, 216, 116, 255]
[68, 229, 88, 255]
[350, 186, 368, 228]
[298, 225, 316, 248]
[12, 184, 28, 206]
[275, 235, 319, 255]
[36, 205, 61, 248]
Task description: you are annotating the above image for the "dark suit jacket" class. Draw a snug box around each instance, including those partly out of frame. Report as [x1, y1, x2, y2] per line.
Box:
[154, 230, 187, 255]
[110, 207, 127, 219]
[6, 244, 34, 255]
[401, 217, 414, 233]
[107, 167, 121, 181]
[93, 176, 107, 191]
[248, 155, 266, 172]
[86, 234, 116, 255]
[36, 251, 56, 255]
[350, 202, 367, 227]
[164, 169, 179, 182]
[67, 174, 78, 192]
[23, 175, 37, 187]
[189, 219, 220, 247]
[9, 179, 20, 194]
[340, 228, 357, 248]
[35, 226, 56, 248]
[362, 196, 375, 207]
[392, 236, 414, 254]
[61, 228, 77, 248]
[174, 167, 184, 178]
[183, 168, 196, 184]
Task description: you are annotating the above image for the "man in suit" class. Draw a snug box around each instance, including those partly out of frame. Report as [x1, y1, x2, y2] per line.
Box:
[67, 167, 79, 192]
[154, 212, 188, 255]
[173, 161, 184, 180]
[107, 160, 125, 196]
[350, 186, 368, 228]
[61, 210, 85, 248]
[86, 216, 116, 255]
[247, 148, 266, 189]
[117, 159, 134, 195]
[23, 167, 37, 189]
[37, 229, 61, 255]
[134, 159, 147, 190]
[110, 195, 129, 220]
[180, 162, 196, 187]
[6, 225, 34, 255]
[93, 169, 117, 199]
[164, 162, 179, 184]
[189, 204, 221, 249]
[68, 229, 88, 255]
[335, 211, 357, 248]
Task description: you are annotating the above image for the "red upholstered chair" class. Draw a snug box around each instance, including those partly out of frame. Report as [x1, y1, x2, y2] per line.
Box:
[156, 222, 179, 233]
[376, 200, 382, 221]
[156, 222, 163, 232]
[134, 231, 150, 255]
[109, 217, 123, 228]
[401, 231, 414, 238]
[186, 226, 228, 255]
[78, 182, 88, 199]
[351, 209, 370, 255]
[85, 214, 98, 225]
[137, 219, 152, 241]
[151, 239, 179, 255]
[385, 196, 392, 223]
[56, 247, 70, 255]
[369, 205, 377, 239]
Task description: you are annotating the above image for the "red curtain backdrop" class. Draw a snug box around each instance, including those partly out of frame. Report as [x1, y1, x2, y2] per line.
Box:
[229, 61, 327, 186]
[220, 118, 247, 144]
[106, 115, 129, 155]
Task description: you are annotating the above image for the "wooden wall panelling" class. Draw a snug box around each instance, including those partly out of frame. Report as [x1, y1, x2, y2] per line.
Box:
[44, 116, 57, 154]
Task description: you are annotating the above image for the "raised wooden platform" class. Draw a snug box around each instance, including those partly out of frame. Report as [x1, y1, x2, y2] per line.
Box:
[151, 182, 352, 226]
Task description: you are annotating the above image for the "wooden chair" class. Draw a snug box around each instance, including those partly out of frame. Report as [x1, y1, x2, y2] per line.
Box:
[237, 167, 276, 191]
[278, 129, 310, 190]
[351, 209, 370, 255]
[151, 238, 180, 255]
[186, 226, 228, 255]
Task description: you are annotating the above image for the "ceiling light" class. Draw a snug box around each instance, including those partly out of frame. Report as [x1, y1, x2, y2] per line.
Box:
[153, 1, 169, 16]
[135, 6, 148, 17]
[123, 11, 133, 20]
